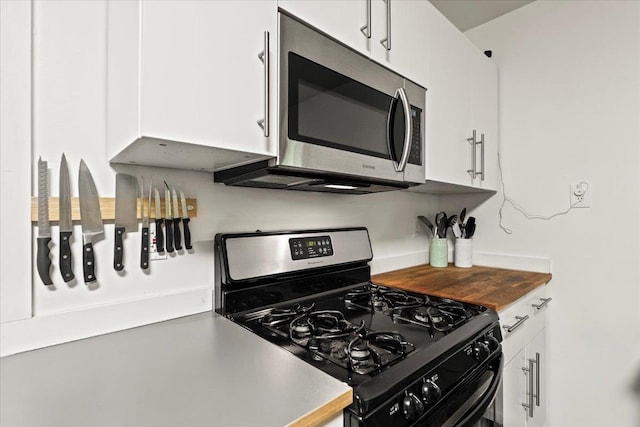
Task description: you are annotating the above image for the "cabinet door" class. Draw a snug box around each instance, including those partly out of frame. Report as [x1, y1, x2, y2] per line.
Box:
[526, 330, 547, 427]
[468, 48, 498, 191]
[277, 0, 370, 57]
[502, 348, 528, 427]
[140, 0, 276, 156]
[424, 3, 473, 187]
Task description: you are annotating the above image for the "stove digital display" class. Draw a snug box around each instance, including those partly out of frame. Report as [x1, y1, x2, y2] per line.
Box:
[289, 236, 333, 260]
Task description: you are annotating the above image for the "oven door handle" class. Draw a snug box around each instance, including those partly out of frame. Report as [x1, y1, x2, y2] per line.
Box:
[450, 353, 504, 427]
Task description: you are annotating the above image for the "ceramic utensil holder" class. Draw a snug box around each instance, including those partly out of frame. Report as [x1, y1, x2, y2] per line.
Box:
[454, 238, 473, 268]
[430, 238, 448, 268]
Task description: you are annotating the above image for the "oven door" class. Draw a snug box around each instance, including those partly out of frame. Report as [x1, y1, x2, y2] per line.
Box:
[279, 12, 425, 185]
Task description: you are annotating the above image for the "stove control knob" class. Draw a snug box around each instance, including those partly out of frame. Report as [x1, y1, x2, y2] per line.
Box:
[483, 335, 500, 352]
[402, 393, 424, 421]
[421, 379, 441, 405]
[473, 341, 491, 362]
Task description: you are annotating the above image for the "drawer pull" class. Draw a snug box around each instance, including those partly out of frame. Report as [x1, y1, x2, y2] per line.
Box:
[531, 297, 552, 310]
[502, 315, 529, 333]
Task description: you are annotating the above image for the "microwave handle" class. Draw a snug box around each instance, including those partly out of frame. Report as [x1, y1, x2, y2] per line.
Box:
[391, 88, 412, 172]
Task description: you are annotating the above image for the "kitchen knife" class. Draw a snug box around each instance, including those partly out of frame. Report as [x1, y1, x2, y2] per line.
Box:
[58, 154, 74, 282]
[179, 188, 192, 250]
[154, 187, 164, 253]
[171, 186, 182, 250]
[164, 181, 174, 253]
[140, 178, 152, 270]
[78, 159, 104, 283]
[37, 157, 53, 286]
[114, 174, 138, 271]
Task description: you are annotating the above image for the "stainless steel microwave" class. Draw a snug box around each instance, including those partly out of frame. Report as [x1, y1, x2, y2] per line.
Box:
[215, 12, 426, 194]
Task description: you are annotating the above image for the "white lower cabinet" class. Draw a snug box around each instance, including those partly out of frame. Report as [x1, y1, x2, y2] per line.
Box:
[499, 286, 551, 427]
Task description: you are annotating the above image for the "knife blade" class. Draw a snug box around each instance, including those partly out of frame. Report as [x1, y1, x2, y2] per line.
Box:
[114, 174, 138, 271]
[140, 178, 152, 270]
[179, 188, 192, 250]
[78, 159, 104, 283]
[58, 154, 74, 282]
[37, 157, 53, 286]
[154, 187, 164, 253]
[164, 181, 174, 253]
[171, 185, 182, 250]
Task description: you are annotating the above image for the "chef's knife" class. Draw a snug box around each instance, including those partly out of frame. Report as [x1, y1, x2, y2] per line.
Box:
[58, 154, 74, 282]
[154, 187, 164, 253]
[179, 188, 192, 250]
[164, 181, 174, 253]
[171, 186, 182, 250]
[37, 157, 53, 286]
[114, 174, 138, 271]
[78, 159, 104, 283]
[140, 178, 152, 270]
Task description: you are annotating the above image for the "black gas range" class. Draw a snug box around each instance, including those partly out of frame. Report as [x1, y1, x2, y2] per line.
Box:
[215, 228, 503, 427]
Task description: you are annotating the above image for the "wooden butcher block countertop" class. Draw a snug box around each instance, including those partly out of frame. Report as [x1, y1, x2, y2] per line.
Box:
[372, 264, 552, 311]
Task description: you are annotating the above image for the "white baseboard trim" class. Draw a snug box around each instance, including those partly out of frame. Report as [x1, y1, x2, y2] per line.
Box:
[0, 287, 212, 357]
[371, 250, 550, 275]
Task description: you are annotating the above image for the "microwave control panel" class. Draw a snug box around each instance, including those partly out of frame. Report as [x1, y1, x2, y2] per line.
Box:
[289, 236, 334, 260]
[409, 107, 422, 165]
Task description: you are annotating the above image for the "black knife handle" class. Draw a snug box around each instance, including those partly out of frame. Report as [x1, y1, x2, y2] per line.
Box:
[83, 242, 96, 283]
[165, 219, 174, 253]
[173, 218, 182, 250]
[141, 227, 149, 269]
[155, 219, 164, 253]
[114, 227, 125, 271]
[59, 231, 74, 282]
[37, 237, 53, 286]
[182, 218, 192, 250]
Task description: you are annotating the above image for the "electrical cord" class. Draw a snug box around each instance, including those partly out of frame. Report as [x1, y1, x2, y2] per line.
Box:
[497, 151, 588, 234]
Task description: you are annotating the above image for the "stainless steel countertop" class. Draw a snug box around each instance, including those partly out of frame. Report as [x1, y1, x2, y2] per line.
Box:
[0, 312, 351, 427]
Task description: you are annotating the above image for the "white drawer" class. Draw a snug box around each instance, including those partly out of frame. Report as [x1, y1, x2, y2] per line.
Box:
[499, 285, 550, 364]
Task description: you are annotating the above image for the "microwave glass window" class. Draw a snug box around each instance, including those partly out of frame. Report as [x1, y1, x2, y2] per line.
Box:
[289, 53, 392, 159]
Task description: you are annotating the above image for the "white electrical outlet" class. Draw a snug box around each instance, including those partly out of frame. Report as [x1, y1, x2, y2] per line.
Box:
[570, 181, 591, 208]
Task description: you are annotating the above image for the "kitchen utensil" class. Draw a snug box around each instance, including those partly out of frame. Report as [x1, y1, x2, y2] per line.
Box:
[163, 181, 174, 253]
[452, 222, 462, 239]
[154, 187, 164, 253]
[417, 216, 434, 237]
[78, 159, 104, 283]
[446, 214, 458, 230]
[59, 154, 74, 282]
[171, 185, 182, 250]
[459, 208, 466, 227]
[179, 188, 192, 250]
[140, 178, 152, 269]
[465, 217, 476, 238]
[114, 174, 138, 271]
[37, 157, 53, 286]
[436, 212, 448, 238]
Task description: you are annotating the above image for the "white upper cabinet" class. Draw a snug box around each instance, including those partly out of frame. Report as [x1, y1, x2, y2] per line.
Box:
[108, 1, 277, 171]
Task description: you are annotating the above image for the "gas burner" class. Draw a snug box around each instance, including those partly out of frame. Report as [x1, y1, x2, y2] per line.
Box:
[411, 299, 473, 332]
[289, 310, 361, 346]
[344, 287, 375, 311]
[376, 288, 428, 312]
[344, 284, 429, 313]
[347, 332, 414, 375]
[261, 303, 315, 328]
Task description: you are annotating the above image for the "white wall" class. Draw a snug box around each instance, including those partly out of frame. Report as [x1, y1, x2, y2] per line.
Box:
[449, 2, 640, 426]
[0, 0, 438, 356]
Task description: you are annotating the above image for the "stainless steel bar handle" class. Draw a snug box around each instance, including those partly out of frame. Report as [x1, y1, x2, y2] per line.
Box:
[522, 358, 535, 417]
[502, 315, 529, 333]
[534, 352, 541, 407]
[467, 130, 477, 178]
[360, 0, 371, 38]
[380, 0, 391, 50]
[532, 297, 552, 310]
[480, 133, 485, 181]
[257, 31, 269, 137]
[394, 87, 412, 172]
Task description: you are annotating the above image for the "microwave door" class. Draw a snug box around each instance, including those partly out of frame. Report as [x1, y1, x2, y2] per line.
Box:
[387, 88, 412, 173]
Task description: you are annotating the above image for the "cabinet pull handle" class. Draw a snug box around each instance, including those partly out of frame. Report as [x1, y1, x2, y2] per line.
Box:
[534, 352, 541, 407]
[522, 357, 535, 418]
[380, 0, 391, 50]
[502, 315, 529, 333]
[257, 31, 270, 137]
[532, 297, 552, 310]
[467, 130, 477, 178]
[480, 132, 485, 181]
[360, 0, 371, 39]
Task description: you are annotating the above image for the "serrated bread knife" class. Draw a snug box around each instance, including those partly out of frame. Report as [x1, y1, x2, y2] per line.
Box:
[114, 173, 138, 271]
[59, 154, 74, 282]
[78, 160, 104, 283]
[37, 157, 53, 286]
[154, 187, 164, 253]
[179, 188, 192, 250]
